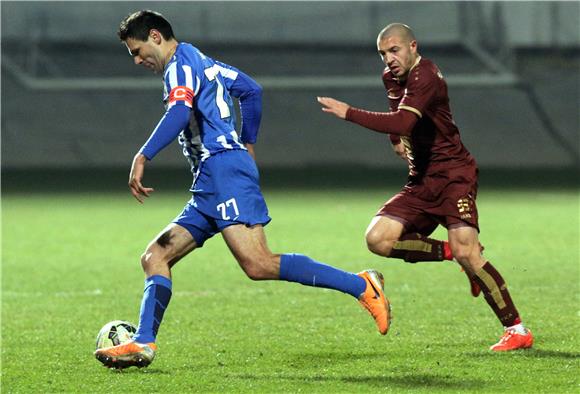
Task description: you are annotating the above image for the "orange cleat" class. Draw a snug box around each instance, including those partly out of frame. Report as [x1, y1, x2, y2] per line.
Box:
[94, 340, 157, 369]
[357, 270, 392, 335]
[490, 329, 534, 352]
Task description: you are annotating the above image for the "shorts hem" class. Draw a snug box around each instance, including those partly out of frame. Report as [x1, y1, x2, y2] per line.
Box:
[217, 217, 272, 232]
[447, 221, 480, 233]
[172, 221, 208, 248]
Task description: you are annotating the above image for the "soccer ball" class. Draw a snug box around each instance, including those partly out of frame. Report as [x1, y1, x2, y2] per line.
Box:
[95, 320, 137, 350]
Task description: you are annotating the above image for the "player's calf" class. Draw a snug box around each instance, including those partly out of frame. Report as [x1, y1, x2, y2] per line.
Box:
[374, 232, 481, 297]
[389, 233, 451, 262]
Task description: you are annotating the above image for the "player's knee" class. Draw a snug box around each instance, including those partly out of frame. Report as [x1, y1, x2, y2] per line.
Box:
[450, 243, 472, 264]
[241, 262, 268, 281]
[140, 250, 156, 271]
[238, 254, 277, 281]
[140, 246, 169, 272]
[365, 228, 382, 251]
[365, 230, 394, 256]
[452, 249, 469, 264]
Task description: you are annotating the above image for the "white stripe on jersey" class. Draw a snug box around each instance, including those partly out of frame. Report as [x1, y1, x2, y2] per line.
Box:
[182, 65, 193, 89]
[194, 76, 201, 96]
[167, 62, 178, 89]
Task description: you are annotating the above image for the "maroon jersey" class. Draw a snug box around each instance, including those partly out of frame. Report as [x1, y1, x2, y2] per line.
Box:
[383, 57, 476, 181]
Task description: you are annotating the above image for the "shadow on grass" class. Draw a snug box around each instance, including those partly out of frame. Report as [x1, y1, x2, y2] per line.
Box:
[226, 351, 486, 390]
[465, 349, 580, 360]
[230, 372, 485, 390]
[103, 367, 173, 375]
[288, 351, 387, 363]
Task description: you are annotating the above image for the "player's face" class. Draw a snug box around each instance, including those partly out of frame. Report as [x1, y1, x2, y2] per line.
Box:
[125, 36, 165, 74]
[377, 35, 417, 79]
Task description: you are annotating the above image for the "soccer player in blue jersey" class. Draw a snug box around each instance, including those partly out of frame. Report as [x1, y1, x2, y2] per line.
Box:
[94, 10, 391, 369]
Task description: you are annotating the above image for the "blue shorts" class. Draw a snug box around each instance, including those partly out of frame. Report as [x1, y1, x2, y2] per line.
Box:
[172, 149, 271, 247]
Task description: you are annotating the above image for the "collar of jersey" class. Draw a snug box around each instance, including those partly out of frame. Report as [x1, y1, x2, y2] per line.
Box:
[409, 55, 422, 73]
[163, 42, 184, 74]
[394, 55, 422, 83]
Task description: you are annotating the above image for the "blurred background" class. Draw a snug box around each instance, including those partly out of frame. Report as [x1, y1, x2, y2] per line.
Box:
[2, 1, 579, 190]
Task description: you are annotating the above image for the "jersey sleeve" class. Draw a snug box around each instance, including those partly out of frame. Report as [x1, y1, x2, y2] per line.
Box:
[216, 61, 263, 144]
[398, 65, 439, 118]
[164, 59, 197, 109]
[139, 105, 191, 160]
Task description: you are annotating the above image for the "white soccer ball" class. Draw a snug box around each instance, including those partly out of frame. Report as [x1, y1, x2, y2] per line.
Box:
[95, 320, 137, 350]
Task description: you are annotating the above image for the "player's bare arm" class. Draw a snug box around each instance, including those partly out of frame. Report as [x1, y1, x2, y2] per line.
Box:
[129, 153, 154, 204]
[245, 143, 256, 160]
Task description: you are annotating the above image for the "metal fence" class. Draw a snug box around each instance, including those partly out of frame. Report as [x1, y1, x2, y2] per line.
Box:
[2, 1, 579, 170]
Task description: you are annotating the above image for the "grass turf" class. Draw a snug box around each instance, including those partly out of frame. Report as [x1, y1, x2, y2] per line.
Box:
[2, 187, 579, 393]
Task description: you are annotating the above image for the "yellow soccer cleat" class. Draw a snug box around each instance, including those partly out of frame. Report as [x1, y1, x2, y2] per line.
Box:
[95, 340, 157, 369]
[357, 269, 392, 335]
[490, 329, 534, 352]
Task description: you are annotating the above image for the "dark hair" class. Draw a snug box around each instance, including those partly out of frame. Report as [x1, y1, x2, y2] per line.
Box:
[117, 10, 175, 41]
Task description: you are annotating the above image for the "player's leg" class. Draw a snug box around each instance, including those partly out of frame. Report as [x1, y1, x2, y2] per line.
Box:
[448, 225, 533, 351]
[365, 214, 453, 262]
[95, 223, 197, 368]
[96, 224, 197, 367]
[366, 213, 480, 296]
[132, 223, 197, 344]
[221, 224, 391, 335]
[95, 196, 213, 369]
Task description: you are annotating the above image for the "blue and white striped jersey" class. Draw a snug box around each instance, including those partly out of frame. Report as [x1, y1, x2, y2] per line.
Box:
[163, 43, 246, 171]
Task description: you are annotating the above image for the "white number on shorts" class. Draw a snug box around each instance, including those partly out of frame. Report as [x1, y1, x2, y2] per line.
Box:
[217, 198, 240, 220]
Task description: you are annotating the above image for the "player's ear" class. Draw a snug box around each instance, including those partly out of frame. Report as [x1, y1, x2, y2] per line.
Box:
[409, 40, 418, 53]
[149, 29, 162, 44]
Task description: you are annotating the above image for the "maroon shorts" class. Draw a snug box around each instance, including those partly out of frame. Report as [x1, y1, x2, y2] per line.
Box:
[378, 166, 479, 235]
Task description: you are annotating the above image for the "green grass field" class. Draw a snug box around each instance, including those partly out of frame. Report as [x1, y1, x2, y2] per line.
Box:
[2, 186, 579, 393]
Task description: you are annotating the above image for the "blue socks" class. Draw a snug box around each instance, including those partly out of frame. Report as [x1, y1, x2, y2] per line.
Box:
[130, 256, 365, 344]
[133, 275, 172, 344]
[279, 253, 366, 298]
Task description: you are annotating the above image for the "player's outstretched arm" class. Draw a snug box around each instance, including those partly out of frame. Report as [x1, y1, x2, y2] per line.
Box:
[129, 153, 154, 204]
[317, 96, 350, 119]
[318, 96, 417, 136]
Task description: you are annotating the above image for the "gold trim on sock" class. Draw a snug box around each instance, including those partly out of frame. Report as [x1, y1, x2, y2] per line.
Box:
[393, 239, 433, 253]
[476, 267, 507, 309]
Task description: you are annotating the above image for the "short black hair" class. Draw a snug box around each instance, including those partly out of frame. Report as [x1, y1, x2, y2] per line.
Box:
[118, 10, 175, 41]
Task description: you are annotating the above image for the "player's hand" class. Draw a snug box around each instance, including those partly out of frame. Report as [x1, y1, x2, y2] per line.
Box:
[392, 141, 408, 161]
[317, 96, 350, 119]
[128, 153, 154, 204]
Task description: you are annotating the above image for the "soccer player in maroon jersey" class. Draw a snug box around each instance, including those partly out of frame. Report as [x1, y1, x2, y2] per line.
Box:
[317, 23, 533, 351]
